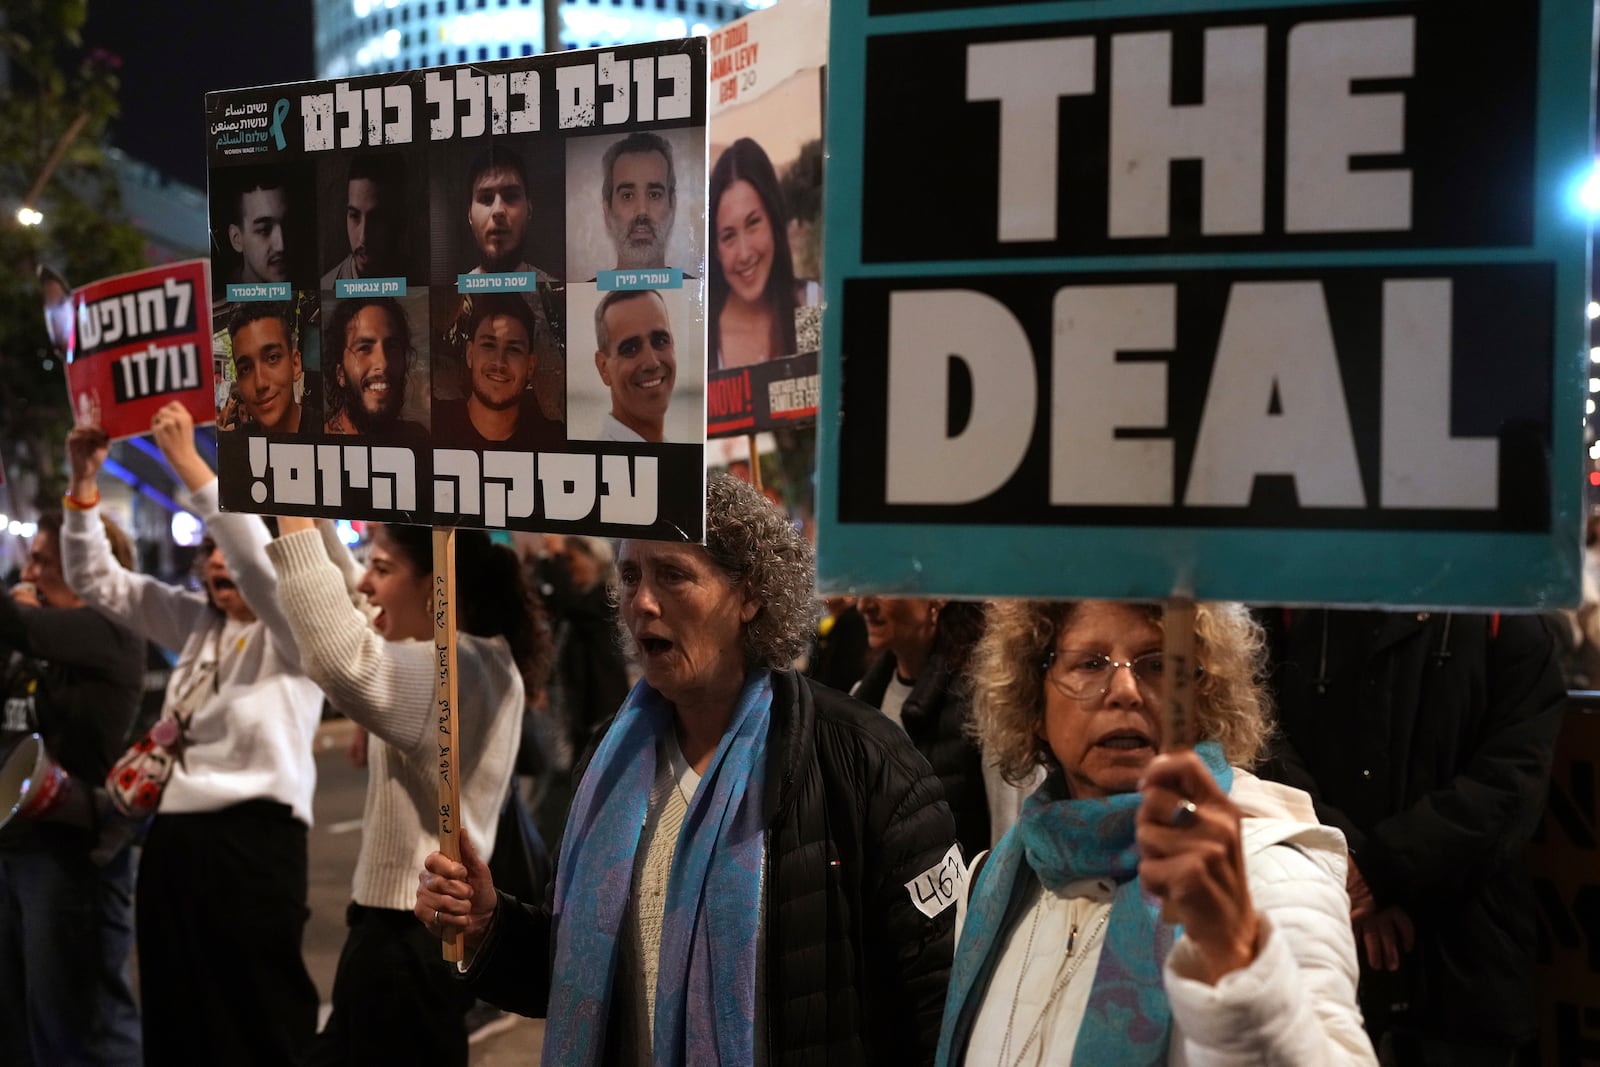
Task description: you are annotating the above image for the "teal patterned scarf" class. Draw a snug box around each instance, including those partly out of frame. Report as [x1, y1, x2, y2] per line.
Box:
[544, 670, 771, 1066]
[936, 741, 1233, 1066]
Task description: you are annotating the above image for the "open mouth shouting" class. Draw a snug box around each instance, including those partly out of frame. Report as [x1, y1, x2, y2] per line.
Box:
[638, 634, 674, 660]
[1094, 728, 1156, 754]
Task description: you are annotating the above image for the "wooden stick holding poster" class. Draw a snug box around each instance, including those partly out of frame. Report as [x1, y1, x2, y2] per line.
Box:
[432, 528, 464, 962]
[747, 434, 764, 492]
[1160, 598, 1198, 753]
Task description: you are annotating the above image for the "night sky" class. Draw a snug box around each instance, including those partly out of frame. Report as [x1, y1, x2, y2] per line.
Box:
[83, 0, 316, 189]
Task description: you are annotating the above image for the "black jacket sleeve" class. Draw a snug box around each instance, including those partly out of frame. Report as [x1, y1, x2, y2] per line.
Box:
[0, 596, 125, 670]
[861, 728, 959, 1066]
[462, 890, 555, 1017]
[1359, 615, 1567, 907]
[0, 599, 143, 779]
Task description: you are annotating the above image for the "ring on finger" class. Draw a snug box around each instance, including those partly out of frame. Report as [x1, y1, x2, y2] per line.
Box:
[1169, 799, 1199, 828]
[433, 907, 441, 928]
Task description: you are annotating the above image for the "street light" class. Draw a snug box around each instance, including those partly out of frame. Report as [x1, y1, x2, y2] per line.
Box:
[15, 206, 42, 226]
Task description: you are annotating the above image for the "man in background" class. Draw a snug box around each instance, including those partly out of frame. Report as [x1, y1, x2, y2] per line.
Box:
[1261, 609, 1565, 1066]
[0, 512, 144, 1066]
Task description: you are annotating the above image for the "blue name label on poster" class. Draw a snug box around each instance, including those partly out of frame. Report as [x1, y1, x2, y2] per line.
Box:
[598, 269, 684, 291]
[457, 272, 538, 293]
[227, 282, 292, 301]
[335, 277, 407, 298]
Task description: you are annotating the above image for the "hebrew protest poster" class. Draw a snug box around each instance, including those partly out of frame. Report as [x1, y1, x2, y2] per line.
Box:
[205, 39, 708, 540]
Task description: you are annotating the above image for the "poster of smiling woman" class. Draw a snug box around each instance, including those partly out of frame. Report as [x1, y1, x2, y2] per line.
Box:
[702, 0, 826, 439]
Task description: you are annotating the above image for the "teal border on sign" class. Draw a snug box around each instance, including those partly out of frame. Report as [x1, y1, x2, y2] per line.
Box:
[817, 0, 1595, 608]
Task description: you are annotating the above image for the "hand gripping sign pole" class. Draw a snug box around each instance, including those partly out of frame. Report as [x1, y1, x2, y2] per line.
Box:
[432, 527, 465, 962]
[1160, 597, 1199, 753]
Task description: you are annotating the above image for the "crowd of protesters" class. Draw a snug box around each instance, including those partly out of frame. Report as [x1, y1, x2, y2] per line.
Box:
[0, 413, 1571, 1066]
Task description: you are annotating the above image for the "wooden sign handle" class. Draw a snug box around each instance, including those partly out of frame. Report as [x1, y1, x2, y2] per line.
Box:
[432, 527, 465, 962]
[747, 433, 764, 492]
[1160, 597, 1198, 753]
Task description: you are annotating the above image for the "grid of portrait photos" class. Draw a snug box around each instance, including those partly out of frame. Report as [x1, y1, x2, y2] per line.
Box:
[203, 39, 709, 540]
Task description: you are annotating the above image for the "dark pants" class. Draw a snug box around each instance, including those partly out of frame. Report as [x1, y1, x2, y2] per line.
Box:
[1380, 1031, 1533, 1067]
[95, 844, 143, 1065]
[137, 801, 318, 1067]
[0, 841, 108, 1065]
[305, 902, 475, 1067]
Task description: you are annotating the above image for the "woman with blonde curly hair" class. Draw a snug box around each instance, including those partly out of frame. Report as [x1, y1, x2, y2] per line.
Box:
[417, 472, 961, 1066]
[939, 599, 1375, 1066]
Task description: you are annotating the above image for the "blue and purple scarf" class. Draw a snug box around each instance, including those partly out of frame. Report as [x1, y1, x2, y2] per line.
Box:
[544, 669, 771, 1066]
[936, 741, 1233, 1066]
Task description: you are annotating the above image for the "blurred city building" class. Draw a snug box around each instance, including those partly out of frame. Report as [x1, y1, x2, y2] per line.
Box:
[315, 0, 772, 75]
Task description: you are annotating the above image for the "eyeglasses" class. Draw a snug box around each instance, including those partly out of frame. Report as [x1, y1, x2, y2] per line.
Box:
[1041, 648, 1201, 703]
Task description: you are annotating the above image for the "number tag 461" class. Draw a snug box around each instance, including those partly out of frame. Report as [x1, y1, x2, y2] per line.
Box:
[904, 844, 965, 919]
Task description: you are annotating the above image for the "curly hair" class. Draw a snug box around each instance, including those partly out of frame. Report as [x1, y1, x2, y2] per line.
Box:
[612, 472, 816, 671]
[972, 600, 1272, 787]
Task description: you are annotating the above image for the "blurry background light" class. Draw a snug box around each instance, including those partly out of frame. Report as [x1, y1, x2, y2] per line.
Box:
[170, 511, 203, 547]
[1578, 159, 1600, 216]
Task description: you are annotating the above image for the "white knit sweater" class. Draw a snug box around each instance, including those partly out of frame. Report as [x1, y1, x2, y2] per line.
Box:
[61, 480, 322, 824]
[266, 528, 523, 911]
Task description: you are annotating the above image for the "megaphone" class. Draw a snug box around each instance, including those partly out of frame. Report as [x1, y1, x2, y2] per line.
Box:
[0, 733, 72, 832]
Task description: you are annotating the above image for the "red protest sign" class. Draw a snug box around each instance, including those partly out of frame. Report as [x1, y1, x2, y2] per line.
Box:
[63, 259, 215, 440]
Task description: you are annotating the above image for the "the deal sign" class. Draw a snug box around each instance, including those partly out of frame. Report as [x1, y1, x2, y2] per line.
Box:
[823, 0, 1591, 607]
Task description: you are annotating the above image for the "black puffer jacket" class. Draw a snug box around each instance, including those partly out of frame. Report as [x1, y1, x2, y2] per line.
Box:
[466, 669, 959, 1066]
[1261, 610, 1565, 1045]
[0, 597, 143, 852]
[855, 651, 990, 861]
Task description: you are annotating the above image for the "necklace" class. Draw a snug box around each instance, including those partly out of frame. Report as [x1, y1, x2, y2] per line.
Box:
[997, 892, 1112, 1067]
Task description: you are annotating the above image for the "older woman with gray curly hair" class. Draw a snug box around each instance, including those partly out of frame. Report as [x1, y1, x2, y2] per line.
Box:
[939, 599, 1375, 1066]
[416, 472, 961, 1067]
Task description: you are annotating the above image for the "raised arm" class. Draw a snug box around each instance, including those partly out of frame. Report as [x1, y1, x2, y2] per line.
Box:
[1163, 831, 1376, 1065]
[265, 525, 433, 754]
[0, 590, 132, 672]
[60, 424, 209, 651]
[150, 402, 302, 669]
[314, 519, 378, 623]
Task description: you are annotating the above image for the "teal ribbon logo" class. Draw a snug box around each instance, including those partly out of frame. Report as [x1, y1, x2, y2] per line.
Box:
[270, 98, 290, 150]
